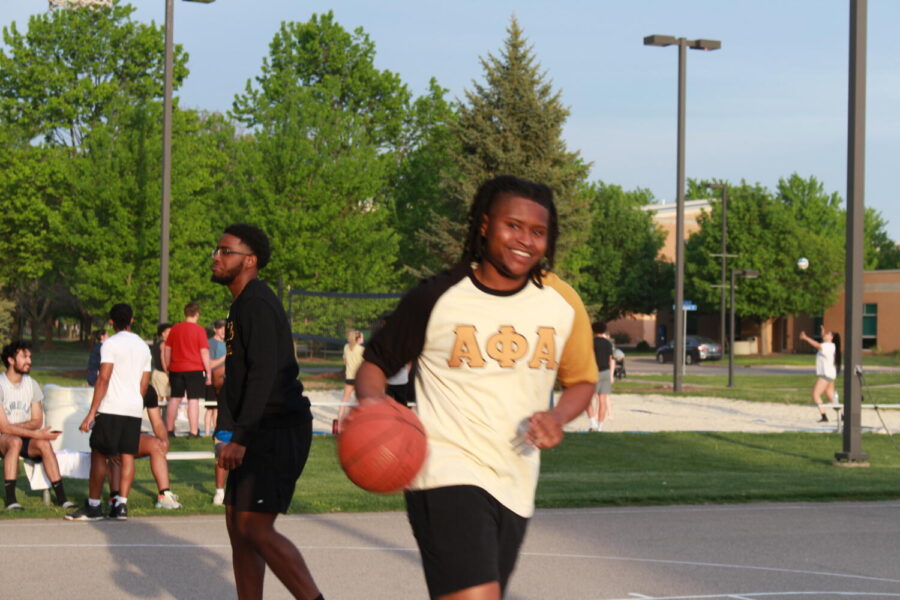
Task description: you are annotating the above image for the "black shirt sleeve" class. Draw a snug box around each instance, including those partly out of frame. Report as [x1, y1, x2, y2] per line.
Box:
[364, 265, 467, 378]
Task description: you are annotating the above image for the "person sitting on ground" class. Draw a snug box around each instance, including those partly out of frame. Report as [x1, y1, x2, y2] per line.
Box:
[799, 325, 841, 423]
[0, 340, 76, 511]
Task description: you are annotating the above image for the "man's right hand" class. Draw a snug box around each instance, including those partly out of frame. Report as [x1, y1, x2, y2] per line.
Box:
[37, 426, 61, 441]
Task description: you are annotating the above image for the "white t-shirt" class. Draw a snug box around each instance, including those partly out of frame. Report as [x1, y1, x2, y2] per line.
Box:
[815, 342, 837, 380]
[99, 330, 152, 418]
[0, 373, 43, 425]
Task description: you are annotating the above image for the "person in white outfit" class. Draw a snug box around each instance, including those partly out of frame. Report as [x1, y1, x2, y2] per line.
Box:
[799, 325, 840, 423]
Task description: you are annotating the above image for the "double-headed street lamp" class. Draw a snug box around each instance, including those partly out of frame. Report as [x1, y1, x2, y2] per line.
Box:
[729, 268, 758, 388]
[644, 34, 721, 393]
[160, 0, 216, 324]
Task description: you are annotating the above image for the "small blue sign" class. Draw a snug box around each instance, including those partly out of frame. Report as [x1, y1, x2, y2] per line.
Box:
[673, 301, 698, 311]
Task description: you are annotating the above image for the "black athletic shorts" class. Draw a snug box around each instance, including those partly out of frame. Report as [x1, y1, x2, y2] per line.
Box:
[90, 413, 142, 456]
[386, 384, 409, 406]
[169, 370, 206, 399]
[21, 437, 41, 462]
[404, 485, 529, 598]
[225, 417, 312, 514]
[203, 384, 219, 408]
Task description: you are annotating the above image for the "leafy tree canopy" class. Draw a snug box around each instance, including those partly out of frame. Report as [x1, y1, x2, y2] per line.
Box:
[0, 0, 188, 149]
[418, 17, 591, 272]
[571, 182, 671, 321]
[686, 175, 844, 320]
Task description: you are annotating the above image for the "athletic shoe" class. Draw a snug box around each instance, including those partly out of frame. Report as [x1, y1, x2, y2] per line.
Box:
[155, 491, 182, 510]
[212, 489, 225, 506]
[59, 500, 78, 509]
[110, 502, 128, 521]
[6, 502, 24, 511]
[167, 430, 176, 439]
[818, 414, 829, 423]
[64, 501, 104, 521]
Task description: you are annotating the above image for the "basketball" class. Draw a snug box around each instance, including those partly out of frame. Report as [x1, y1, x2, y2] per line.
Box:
[338, 401, 427, 494]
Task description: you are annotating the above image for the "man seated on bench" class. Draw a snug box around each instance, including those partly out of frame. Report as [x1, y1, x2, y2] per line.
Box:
[0, 340, 76, 511]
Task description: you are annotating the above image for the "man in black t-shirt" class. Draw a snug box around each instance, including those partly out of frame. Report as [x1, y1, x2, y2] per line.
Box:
[211, 224, 323, 600]
[585, 321, 615, 431]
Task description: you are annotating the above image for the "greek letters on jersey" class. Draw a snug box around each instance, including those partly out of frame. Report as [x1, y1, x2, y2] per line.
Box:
[364, 263, 597, 518]
[448, 325, 558, 370]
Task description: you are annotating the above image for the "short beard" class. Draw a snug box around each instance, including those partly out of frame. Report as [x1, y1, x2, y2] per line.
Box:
[211, 273, 235, 285]
[13, 365, 30, 375]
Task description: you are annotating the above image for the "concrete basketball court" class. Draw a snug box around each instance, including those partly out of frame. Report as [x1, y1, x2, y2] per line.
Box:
[2, 500, 899, 599]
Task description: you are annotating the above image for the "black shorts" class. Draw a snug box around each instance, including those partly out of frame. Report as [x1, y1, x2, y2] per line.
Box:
[89, 413, 142, 456]
[225, 418, 312, 514]
[404, 485, 528, 598]
[386, 384, 409, 406]
[204, 384, 219, 408]
[169, 370, 206, 399]
[21, 437, 41, 462]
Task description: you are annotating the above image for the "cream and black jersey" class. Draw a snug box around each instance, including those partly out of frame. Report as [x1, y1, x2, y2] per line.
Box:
[364, 263, 598, 518]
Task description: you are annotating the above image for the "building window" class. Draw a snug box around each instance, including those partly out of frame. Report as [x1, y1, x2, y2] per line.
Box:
[863, 303, 877, 349]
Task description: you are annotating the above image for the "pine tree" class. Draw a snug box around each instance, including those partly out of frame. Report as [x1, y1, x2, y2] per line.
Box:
[417, 17, 591, 273]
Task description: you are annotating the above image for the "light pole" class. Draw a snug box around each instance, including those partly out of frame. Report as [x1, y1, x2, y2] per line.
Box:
[729, 268, 759, 388]
[706, 183, 734, 360]
[644, 34, 721, 393]
[837, 0, 868, 463]
[160, 0, 216, 325]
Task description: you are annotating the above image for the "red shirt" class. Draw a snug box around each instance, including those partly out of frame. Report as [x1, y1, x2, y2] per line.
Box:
[166, 321, 209, 372]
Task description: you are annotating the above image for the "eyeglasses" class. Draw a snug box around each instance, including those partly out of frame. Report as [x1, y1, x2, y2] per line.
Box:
[211, 248, 253, 259]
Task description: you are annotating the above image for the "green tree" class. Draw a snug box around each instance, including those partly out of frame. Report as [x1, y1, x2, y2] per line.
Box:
[231, 13, 410, 335]
[388, 79, 459, 279]
[571, 183, 671, 320]
[685, 176, 844, 322]
[0, 135, 70, 345]
[418, 17, 591, 273]
[0, 0, 188, 150]
[57, 103, 236, 336]
[864, 209, 900, 270]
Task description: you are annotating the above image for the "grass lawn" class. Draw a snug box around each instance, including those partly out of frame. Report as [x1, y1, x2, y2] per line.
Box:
[617, 371, 900, 404]
[4, 432, 899, 520]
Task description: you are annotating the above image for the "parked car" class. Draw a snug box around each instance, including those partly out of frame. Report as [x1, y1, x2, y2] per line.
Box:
[656, 335, 723, 364]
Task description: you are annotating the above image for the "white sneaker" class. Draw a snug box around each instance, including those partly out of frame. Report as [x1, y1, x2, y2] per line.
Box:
[155, 491, 181, 510]
[212, 489, 225, 506]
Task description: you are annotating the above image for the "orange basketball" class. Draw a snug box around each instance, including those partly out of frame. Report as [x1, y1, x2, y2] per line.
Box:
[338, 401, 427, 494]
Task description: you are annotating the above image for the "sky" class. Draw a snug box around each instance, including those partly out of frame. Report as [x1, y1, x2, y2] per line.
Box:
[6, 0, 900, 240]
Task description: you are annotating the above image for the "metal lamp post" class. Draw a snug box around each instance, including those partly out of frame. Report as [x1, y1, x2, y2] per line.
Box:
[644, 34, 721, 393]
[729, 268, 759, 388]
[160, 0, 216, 325]
[837, 0, 868, 463]
[706, 183, 733, 360]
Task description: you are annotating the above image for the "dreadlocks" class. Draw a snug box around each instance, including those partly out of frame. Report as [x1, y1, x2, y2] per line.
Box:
[461, 175, 559, 287]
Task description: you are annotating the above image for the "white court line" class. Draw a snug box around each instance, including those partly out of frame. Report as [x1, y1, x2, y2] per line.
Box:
[619, 593, 900, 599]
[520, 551, 900, 586]
[539, 502, 900, 517]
